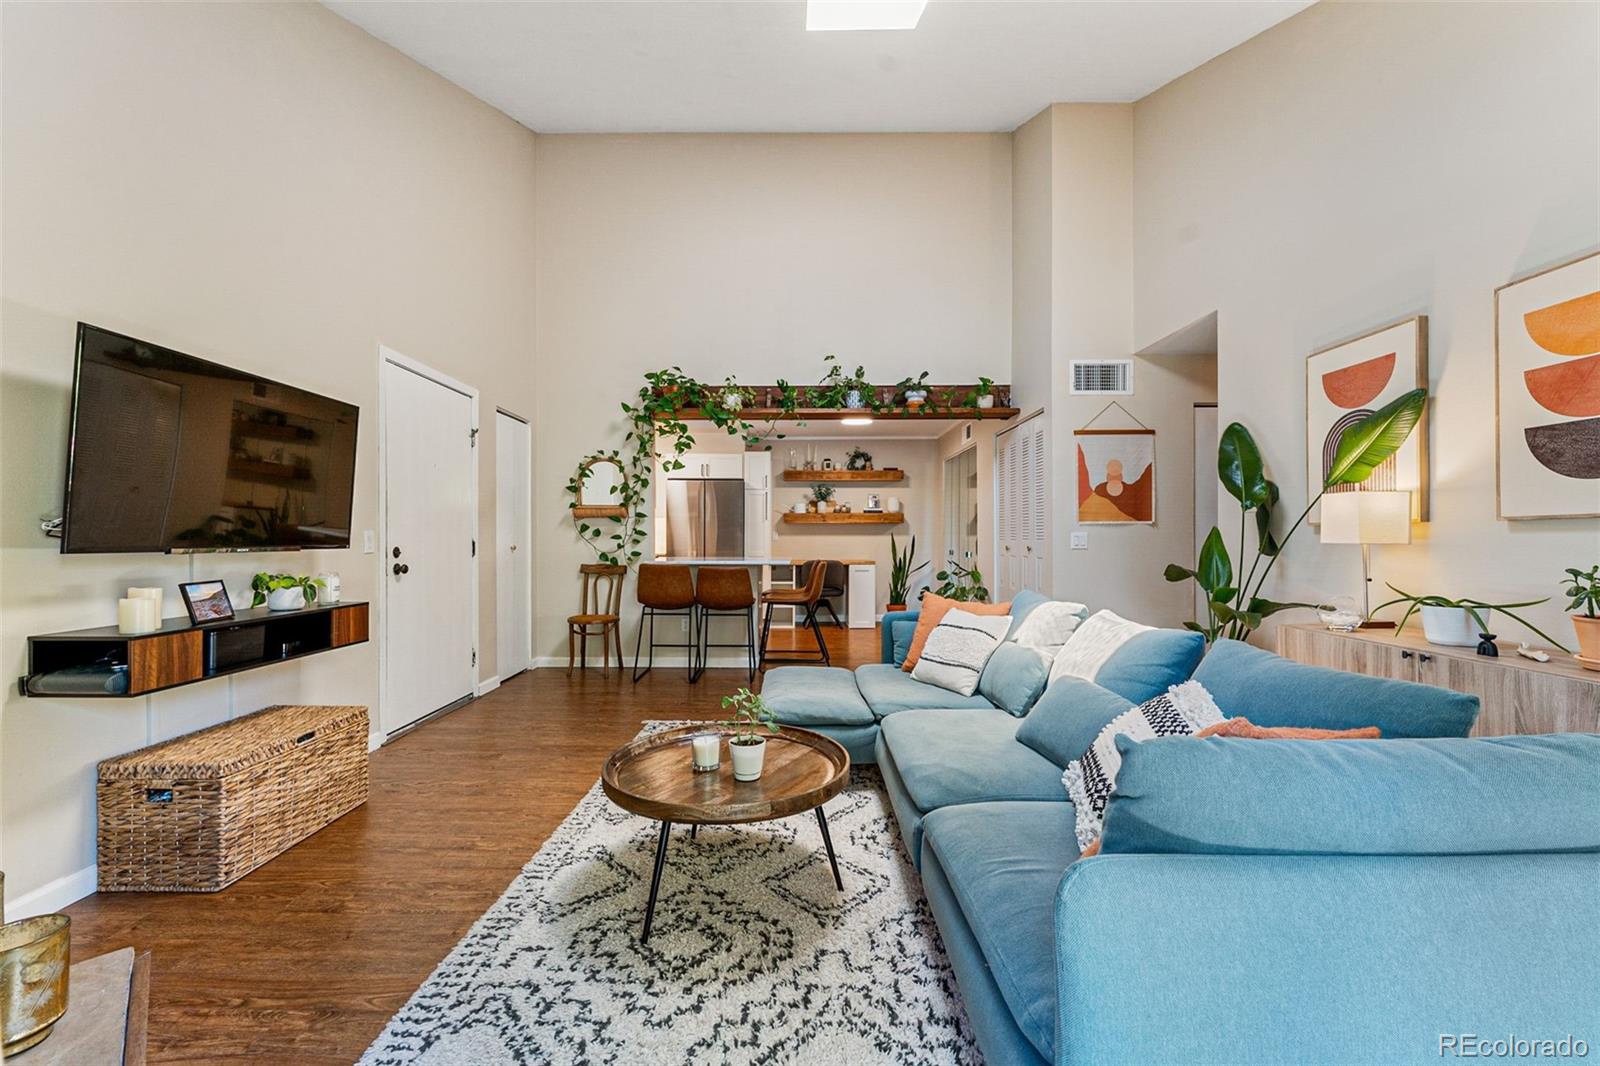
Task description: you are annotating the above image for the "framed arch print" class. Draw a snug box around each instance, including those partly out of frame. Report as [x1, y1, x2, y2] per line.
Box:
[1306, 316, 1429, 523]
[1496, 250, 1600, 520]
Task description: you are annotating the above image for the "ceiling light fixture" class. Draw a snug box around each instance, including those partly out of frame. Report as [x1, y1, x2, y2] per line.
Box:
[841, 416, 874, 426]
[806, 1, 927, 32]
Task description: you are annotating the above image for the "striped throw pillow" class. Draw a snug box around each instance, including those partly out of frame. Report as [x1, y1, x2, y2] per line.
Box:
[910, 608, 1014, 697]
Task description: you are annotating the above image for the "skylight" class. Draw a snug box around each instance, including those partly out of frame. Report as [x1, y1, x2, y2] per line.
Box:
[806, 1, 928, 32]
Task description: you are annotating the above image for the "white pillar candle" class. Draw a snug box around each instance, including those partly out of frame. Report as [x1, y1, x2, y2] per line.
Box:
[127, 587, 164, 622]
[118, 598, 154, 635]
[691, 734, 721, 772]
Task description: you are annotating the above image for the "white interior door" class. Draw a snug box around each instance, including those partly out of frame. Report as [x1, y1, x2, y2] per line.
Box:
[496, 410, 532, 682]
[994, 428, 1019, 601]
[383, 356, 476, 735]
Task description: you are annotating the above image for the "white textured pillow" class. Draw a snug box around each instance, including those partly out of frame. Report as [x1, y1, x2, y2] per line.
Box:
[911, 608, 1013, 697]
[1010, 600, 1089, 654]
[1063, 680, 1225, 851]
[1048, 609, 1152, 686]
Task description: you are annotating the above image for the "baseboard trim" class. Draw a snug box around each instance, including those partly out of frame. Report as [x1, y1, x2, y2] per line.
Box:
[476, 674, 501, 697]
[9, 865, 97, 918]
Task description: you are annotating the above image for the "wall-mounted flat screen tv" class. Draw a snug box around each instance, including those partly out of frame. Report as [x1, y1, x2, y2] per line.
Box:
[61, 323, 359, 553]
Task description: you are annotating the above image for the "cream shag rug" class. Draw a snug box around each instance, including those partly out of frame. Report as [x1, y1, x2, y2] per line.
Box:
[359, 724, 979, 1065]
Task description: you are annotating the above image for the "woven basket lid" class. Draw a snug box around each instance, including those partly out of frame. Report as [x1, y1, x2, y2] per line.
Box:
[98, 704, 368, 780]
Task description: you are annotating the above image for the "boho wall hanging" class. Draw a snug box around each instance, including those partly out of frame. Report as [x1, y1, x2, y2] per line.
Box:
[1075, 402, 1155, 524]
[1306, 316, 1429, 524]
[1495, 250, 1600, 520]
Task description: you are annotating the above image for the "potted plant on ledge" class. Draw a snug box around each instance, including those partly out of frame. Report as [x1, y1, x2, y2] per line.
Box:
[1563, 564, 1600, 668]
[721, 688, 779, 781]
[812, 483, 836, 514]
[251, 573, 323, 611]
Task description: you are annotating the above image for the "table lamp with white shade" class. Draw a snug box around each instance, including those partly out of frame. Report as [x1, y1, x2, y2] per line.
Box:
[1319, 490, 1412, 628]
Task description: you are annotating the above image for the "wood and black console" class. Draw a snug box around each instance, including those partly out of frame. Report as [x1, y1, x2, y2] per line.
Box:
[20, 601, 368, 698]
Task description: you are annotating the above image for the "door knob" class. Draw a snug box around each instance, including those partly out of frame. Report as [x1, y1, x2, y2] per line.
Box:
[393, 563, 409, 576]
[392, 546, 402, 559]
[510, 544, 518, 552]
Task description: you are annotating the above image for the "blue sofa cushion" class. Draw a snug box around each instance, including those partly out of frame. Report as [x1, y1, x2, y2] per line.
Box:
[1193, 638, 1479, 737]
[1101, 732, 1600, 857]
[879, 709, 1066, 812]
[922, 801, 1080, 1063]
[977, 643, 1051, 717]
[1004, 588, 1049, 639]
[1014, 677, 1134, 768]
[880, 608, 920, 663]
[1090, 628, 1206, 703]
[889, 618, 918, 666]
[760, 665, 875, 727]
[854, 662, 994, 717]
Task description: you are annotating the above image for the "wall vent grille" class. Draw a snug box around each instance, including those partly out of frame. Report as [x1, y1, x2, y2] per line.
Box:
[1069, 360, 1133, 395]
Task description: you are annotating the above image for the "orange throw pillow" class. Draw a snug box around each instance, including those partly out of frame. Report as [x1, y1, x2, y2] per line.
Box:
[1194, 717, 1381, 740]
[901, 593, 1013, 672]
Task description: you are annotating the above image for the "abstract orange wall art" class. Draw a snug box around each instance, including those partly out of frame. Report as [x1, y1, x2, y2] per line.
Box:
[1076, 429, 1155, 524]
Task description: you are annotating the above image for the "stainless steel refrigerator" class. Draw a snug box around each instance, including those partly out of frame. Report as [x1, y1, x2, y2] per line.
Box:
[663, 478, 745, 558]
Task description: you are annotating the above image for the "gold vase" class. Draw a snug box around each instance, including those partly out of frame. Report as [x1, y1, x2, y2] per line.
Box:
[1, 913, 70, 1055]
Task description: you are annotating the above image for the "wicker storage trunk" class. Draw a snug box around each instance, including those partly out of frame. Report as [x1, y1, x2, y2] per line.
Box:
[97, 704, 369, 892]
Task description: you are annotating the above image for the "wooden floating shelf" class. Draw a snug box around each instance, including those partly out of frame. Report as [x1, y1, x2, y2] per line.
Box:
[658, 406, 1019, 422]
[781, 512, 904, 525]
[782, 468, 905, 482]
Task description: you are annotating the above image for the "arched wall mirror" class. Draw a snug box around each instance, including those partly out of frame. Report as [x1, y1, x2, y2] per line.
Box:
[572, 456, 628, 519]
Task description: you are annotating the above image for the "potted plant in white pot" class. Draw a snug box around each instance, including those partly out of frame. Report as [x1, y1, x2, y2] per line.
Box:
[251, 573, 323, 611]
[1562, 565, 1600, 667]
[721, 687, 779, 782]
[973, 377, 996, 409]
[812, 483, 836, 514]
[1371, 584, 1570, 652]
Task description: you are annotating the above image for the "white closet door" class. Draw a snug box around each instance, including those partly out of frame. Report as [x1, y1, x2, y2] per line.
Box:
[994, 427, 1017, 602]
[1026, 416, 1049, 594]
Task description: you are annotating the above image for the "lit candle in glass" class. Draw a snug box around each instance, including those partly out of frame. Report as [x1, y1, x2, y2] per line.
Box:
[691, 734, 720, 772]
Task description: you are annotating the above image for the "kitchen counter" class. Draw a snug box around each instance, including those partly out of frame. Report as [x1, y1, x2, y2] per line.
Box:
[654, 557, 874, 566]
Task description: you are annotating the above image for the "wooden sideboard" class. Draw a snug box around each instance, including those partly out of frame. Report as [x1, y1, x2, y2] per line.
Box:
[1277, 623, 1600, 736]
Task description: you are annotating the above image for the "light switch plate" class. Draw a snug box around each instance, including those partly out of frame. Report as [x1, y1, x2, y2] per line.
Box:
[363, 530, 375, 554]
[1070, 531, 1089, 550]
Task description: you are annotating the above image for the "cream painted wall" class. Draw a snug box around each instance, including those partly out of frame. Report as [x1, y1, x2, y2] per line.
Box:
[1012, 103, 1218, 624]
[0, 2, 538, 910]
[533, 133, 1013, 660]
[771, 438, 941, 612]
[1134, 0, 1600, 640]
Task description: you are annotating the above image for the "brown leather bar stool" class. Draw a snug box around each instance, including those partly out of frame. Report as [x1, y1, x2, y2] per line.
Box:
[693, 566, 757, 683]
[758, 560, 831, 670]
[632, 563, 698, 683]
[801, 560, 847, 628]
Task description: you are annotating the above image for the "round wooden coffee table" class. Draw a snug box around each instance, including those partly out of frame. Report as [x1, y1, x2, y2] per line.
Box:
[601, 724, 851, 941]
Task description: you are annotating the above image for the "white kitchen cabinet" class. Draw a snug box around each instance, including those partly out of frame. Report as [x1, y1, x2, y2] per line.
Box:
[848, 564, 876, 628]
[667, 451, 746, 479]
[743, 452, 772, 560]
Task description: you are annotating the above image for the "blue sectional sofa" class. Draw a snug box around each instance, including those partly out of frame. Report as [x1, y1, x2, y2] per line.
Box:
[765, 606, 1600, 1065]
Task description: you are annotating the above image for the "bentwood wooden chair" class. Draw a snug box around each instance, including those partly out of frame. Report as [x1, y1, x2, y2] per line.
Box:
[568, 564, 626, 676]
[758, 560, 831, 670]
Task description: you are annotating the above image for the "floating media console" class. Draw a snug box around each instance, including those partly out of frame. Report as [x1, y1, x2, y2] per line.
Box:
[20, 601, 368, 698]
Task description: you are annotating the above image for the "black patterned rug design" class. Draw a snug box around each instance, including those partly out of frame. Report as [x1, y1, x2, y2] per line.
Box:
[359, 724, 979, 1065]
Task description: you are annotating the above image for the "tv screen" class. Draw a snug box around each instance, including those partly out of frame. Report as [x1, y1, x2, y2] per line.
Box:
[62, 324, 359, 553]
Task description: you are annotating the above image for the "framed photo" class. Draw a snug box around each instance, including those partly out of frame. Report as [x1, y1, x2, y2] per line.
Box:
[180, 580, 235, 624]
[1075, 429, 1155, 524]
[1495, 250, 1600, 520]
[1306, 316, 1429, 523]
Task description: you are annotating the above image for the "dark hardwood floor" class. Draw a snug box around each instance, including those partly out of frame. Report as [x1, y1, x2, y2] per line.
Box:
[63, 623, 882, 1063]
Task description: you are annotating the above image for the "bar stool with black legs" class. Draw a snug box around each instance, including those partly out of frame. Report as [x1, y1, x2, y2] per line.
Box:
[693, 566, 757, 683]
[632, 563, 698, 683]
[801, 560, 847, 629]
[758, 560, 832, 670]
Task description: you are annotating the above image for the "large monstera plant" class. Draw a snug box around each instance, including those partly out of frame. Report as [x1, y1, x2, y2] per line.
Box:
[1165, 388, 1427, 643]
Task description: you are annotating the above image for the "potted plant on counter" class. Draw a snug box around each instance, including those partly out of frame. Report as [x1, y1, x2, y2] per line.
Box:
[251, 573, 323, 611]
[1562, 564, 1600, 667]
[887, 534, 926, 612]
[1370, 584, 1569, 652]
[722, 688, 779, 781]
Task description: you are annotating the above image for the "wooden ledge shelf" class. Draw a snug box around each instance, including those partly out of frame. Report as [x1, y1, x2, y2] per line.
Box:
[782, 468, 904, 482]
[20, 601, 369, 699]
[657, 406, 1019, 422]
[781, 512, 904, 525]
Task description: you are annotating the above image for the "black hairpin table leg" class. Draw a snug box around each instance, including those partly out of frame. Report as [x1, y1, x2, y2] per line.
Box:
[641, 820, 672, 942]
[815, 806, 844, 891]
[690, 823, 698, 841]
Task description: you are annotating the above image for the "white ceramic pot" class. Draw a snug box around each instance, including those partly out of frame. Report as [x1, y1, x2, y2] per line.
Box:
[730, 737, 766, 782]
[976, 394, 995, 409]
[266, 586, 307, 612]
[1420, 605, 1478, 647]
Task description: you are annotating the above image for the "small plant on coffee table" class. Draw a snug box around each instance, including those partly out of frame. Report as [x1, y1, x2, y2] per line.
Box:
[722, 688, 779, 745]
